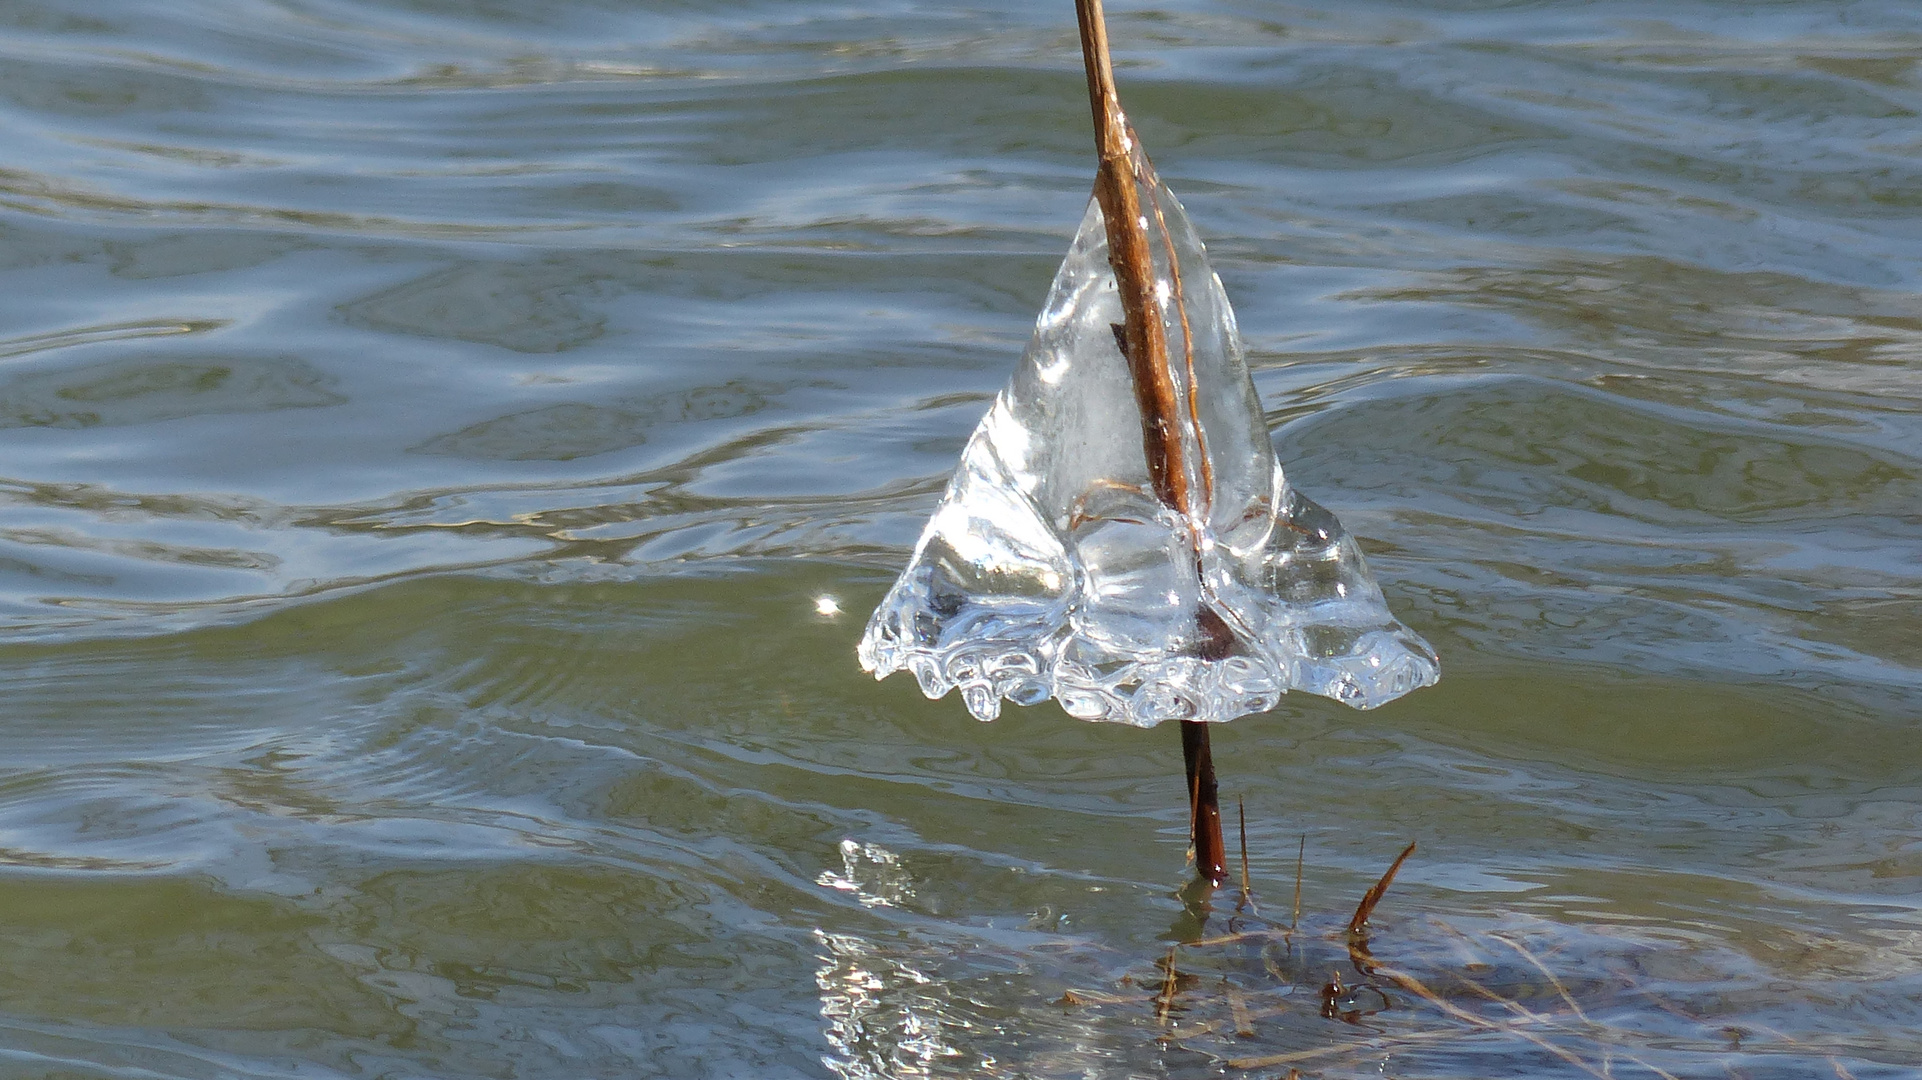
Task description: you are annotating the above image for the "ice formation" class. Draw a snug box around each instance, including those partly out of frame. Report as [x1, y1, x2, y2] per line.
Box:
[859, 181, 1439, 726]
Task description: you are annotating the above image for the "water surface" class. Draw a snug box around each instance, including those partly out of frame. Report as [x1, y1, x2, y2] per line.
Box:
[0, 1, 1919, 1076]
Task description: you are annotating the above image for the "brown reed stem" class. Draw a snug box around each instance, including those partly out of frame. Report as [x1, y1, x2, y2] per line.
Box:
[1074, 0, 1227, 889]
[1073, 0, 1192, 518]
[1180, 719, 1226, 884]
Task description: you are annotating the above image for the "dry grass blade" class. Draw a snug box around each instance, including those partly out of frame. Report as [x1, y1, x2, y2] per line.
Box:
[1390, 965, 1685, 1080]
[1374, 964, 1616, 1080]
[1160, 843, 1735, 1080]
[1489, 931, 1589, 1024]
[1154, 945, 1179, 1024]
[1237, 797, 1255, 912]
[1185, 928, 1286, 948]
[1227, 1026, 1464, 1070]
[1347, 841, 1417, 935]
[1291, 834, 1304, 932]
[1450, 970, 1557, 1026]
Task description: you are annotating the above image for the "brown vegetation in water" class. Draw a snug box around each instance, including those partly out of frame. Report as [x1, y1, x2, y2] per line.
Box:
[1049, 835, 1865, 1079]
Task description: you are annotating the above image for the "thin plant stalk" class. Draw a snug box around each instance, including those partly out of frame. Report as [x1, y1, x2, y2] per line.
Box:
[1236, 797, 1254, 912]
[1291, 834, 1305, 932]
[1073, 0, 1228, 887]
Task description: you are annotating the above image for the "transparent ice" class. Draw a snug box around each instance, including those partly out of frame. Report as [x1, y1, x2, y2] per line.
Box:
[859, 181, 1439, 726]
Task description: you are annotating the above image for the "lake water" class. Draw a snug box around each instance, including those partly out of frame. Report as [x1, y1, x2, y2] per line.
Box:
[0, 1, 1918, 1076]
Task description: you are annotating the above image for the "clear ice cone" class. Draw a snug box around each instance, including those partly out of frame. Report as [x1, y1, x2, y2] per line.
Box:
[859, 181, 1439, 726]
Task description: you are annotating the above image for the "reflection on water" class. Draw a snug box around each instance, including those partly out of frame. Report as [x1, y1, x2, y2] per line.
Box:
[0, 0, 1917, 1076]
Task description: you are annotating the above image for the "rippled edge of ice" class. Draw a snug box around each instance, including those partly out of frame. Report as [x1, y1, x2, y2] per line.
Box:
[857, 537, 1440, 727]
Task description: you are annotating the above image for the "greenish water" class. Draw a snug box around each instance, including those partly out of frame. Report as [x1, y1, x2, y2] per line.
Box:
[0, 1, 1918, 1076]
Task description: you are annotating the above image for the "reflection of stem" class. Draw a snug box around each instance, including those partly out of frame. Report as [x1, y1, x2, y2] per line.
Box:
[1076, 0, 1227, 889]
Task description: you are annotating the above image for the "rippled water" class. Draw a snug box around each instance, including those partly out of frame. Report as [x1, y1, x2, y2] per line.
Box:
[1, 1, 1919, 1076]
